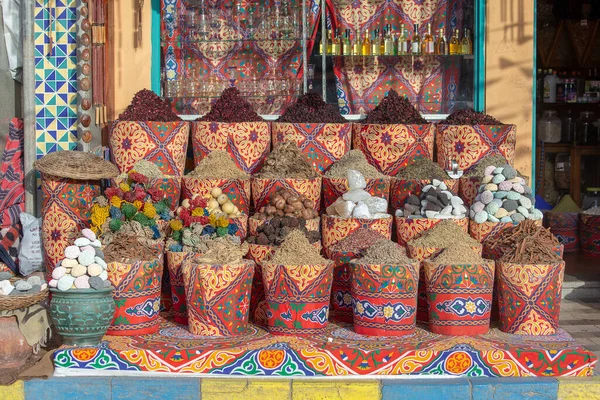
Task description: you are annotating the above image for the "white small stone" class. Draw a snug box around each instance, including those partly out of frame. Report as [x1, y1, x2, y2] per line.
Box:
[432, 179, 442, 187]
[57, 275, 76, 291]
[450, 196, 464, 208]
[347, 169, 367, 190]
[52, 266, 67, 280]
[439, 182, 448, 191]
[440, 205, 453, 216]
[62, 258, 78, 269]
[48, 279, 58, 288]
[94, 257, 107, 270]
[71, 264, 87, 277]
[87, 264, 103, 277]
[27, 276, 43, 286]
[352, 201, 371, 218]
[90, 239, 102, 248]
[334, 199, 355, 218]
[372, 213, 390, 219]
[452, 208, 463, 216]
[363, 196, 388, 214]
[343, 189, 371, 203]
[0, 280, 14, 295]
[441, 191, 453, 201]
[41, 283, 47, 291]
[436, 214, 453, 219]
[74, 275, 90, 289]
[99, 270, 108, 281]
[81, 228, 97, 241]
[74, 237, 91, 247]
[425, 210, 438, 218]
[78, 250, 95, 267]
[15, 281, 32, 291]
[64, 245, 81, 259]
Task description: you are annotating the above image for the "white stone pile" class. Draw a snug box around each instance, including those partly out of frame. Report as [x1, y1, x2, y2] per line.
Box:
[326, 170, 390, 219]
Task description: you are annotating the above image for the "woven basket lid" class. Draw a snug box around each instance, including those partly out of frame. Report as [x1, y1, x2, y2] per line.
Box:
[34, 150, 119, 180]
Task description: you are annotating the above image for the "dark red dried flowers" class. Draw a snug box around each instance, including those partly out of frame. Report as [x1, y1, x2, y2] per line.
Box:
[363, 90, 427, 125]
[441, 108, 502, 125]
[279, 93, 346, 124]
[118, 89, 181, 122]
[199, 87, 262, 122]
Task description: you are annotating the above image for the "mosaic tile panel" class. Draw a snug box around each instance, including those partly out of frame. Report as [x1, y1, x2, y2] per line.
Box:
[34, 0, 78, 159]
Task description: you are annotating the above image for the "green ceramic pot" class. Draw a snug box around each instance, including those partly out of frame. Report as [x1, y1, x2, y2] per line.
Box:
[49, 287, 115, 346]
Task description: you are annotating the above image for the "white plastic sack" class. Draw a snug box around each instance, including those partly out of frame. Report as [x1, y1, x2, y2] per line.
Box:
[2, 0, 23, 81]
[18, 212, 43, 276]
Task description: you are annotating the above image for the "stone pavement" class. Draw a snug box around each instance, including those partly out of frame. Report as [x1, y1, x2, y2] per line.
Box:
[560, 299, 600, 365]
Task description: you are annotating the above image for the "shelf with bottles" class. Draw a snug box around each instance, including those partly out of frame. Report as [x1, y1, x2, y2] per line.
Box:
[317, 23, 473, 59]
[162, 37, 313, 45]
[316, 54, 474, 59]
[539, 67, 600, 105]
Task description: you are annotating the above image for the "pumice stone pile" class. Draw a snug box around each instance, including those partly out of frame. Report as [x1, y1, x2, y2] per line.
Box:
[49, 228, 111, 291]
[396, 179, 467, 219]
[0, 275, 46, 296]
[326, 170, 389, 219]
[469, 165, 543, 223]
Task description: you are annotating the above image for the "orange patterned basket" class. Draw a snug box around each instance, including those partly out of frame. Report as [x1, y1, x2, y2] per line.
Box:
[271, 122, 352, 173]
[390, 178, 459, 211]
[182, 177, 251, 215]
[395, 217, 469, 247]
[458, 176, 481, 207]
[251, 177, 322, 212]
[321, 214, 393, 250]
[469, 220, 542, 260]
[322, 176, 390, 209]
[248, 216, 320, 236]
[192, 121, 271, 174]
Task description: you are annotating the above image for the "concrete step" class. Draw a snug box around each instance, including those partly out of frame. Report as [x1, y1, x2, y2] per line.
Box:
[562, 274, 600, 300]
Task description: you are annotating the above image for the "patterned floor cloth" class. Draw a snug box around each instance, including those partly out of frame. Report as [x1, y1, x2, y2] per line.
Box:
[53, 316, 596, 377]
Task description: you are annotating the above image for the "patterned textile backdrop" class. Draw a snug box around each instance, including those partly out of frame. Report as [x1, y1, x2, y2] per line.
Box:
[331, 0, 469, 114]
[161, 0, 320, 115]
[34, 0, 78, 158]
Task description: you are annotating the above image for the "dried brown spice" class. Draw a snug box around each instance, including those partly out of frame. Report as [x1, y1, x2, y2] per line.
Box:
[258, 141, 319, 179]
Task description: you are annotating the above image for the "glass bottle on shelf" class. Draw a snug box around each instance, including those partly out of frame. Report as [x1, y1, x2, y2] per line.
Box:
[561, 109, 576, 143]
[461, 28, 472, 54]
[422, 23, 434, 55]
[379, 28, 385, 55]
[397, 24, 408, 55]
[436, 28, 447, 55]
[332, 29, 340, 55]
[362, 30, 371, 55]
[371, 29, 380, 55]
[576, 111, 598, 145]
[449, 28, 460, 54]
[538, 110, 562, 143]
[384, 24, 394, 55]
[326, 29, 333, 54]
[411, 24, 421, 55]
[343, 29, 352, 55]
[319, 32, 324, 55]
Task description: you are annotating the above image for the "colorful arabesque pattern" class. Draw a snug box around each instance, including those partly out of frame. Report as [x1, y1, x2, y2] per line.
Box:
[331, 0, 465, 114]
[53, 317, 596, 377]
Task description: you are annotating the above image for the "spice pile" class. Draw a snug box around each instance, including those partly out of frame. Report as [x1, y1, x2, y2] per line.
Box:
[495, 220, 562, 263]
[396, 159, 449, 181]
[465, 155, 509, 177]
[186, 150, 249, 180]
[119, 89, 180, 122]
[396, 179, 466, 219]
[263, 230, 327, 265]
[329, 229, 387, 253]
[431, 242, 485, 264]
[356, 240, 413, 264]
[257, 141, 319, 179]
[326, 170, 389, 219]
[204, 189, 242, 217]
[190, 240, 249, 265]
[441, 108, 502, 125]
[49, 229, 110, 291]
[247, 216, 320, 246]
[104, 235, 157, 264]
[325, 150, 384, 179]
[253, 188, 318, 220]
[118, 160, 167, 181]
[278, 93, 346, 124]
[0, 275, 45, 296]
[469, 164, 542, 223]
[409, 220, 480, 248]
[363, 90, 427, 125]
[583, 206, 600, 215]
[199, 87, 262, 122]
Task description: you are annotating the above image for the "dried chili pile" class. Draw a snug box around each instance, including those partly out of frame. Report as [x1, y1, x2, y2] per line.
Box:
[441, 108, 502, 125]
[199, 87, 262, 122]
[279, 93, 346, 123]
[363, 90, 427, 125]
[119, 89, 181, 122]
[495, 220, 562, 263]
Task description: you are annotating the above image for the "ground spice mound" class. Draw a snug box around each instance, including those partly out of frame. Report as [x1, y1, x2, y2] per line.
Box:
[442, 108, 502, 125]
[278, 93, 346, 124]
[358, 239, 413, 264]
[264, 229, 327, 265]
[117, 160, 166, 181]
[329, 228, 387, 253]
[104, 235, 157, 263]
[187, 150, 249, 180]
[431, 242, 485, 264]
[363, 90, 427, 125]
[191, 241, 249, 265]
[396, 158, 448, 180]
[325, 150, 384, 178]
[199, 87, 262, 123]
[465, 155, 508, 177]
[258, 141, 319, 179]
[119, 89, 181, 122]
[495, 220, 562, 264]
[410, 220, 479, 248]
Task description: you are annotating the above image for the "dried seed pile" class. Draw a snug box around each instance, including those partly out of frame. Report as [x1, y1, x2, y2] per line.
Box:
[325, 150, 384, 178]
[396, 159, 448, 181]
[441, 108, 502, 125]
[495, 220, 562, 264]
[247, 216, 320, 246]
[264, 230, 327, 265]
[279, 93, 346, 123]
[187, 150, 249, 180]
[329, 228, 387, 253]
[465, 155, 509, 177]
[119, 89, 180, 122]
[191, 241, 249, 265]
[199, 87, 262, 122]
[363, 90, 427, 125]
[431, 242, 485, 264]
[583, 206, 600, 215]
[409, 220, 479, 248]
[258, 141, 319, 179]
[358, 239, 413, 264]
[117, 160, 166, 181]
[104, 235, 157, 263]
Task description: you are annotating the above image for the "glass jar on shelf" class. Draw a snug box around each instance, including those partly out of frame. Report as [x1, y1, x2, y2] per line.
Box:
[575, 111, 598, 145]
[561, 109, 575, 143]
[582, 188, 600, 211]
[537, 110, 561, 143]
